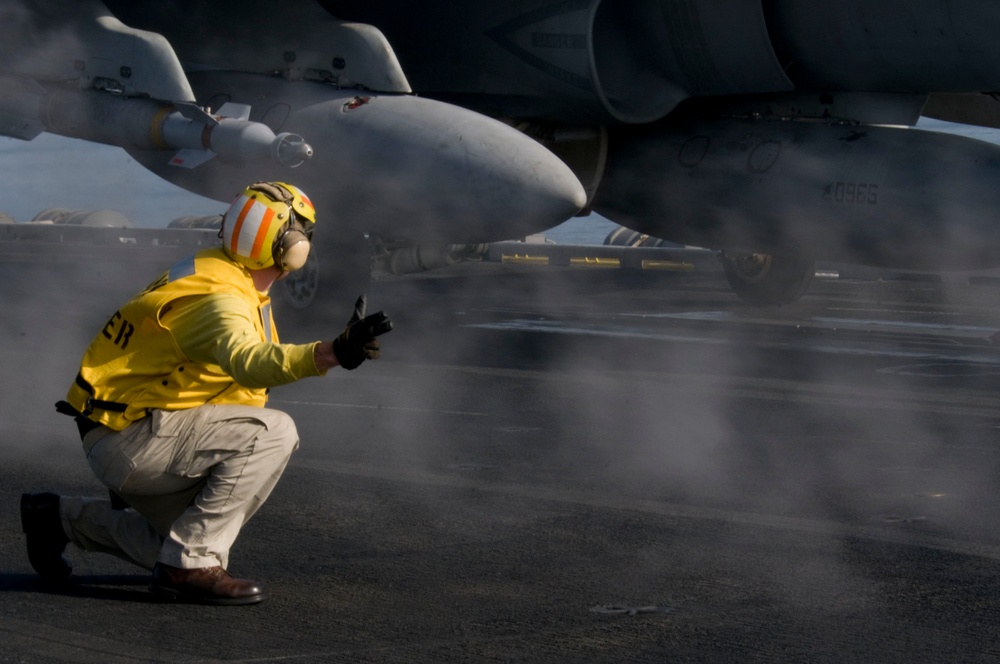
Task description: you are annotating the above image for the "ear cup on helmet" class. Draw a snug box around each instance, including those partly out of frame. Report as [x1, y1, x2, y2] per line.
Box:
[275, 226, 311, 271]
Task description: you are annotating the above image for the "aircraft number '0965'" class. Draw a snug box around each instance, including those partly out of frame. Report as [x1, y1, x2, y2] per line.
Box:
[823, 182, 878, 205]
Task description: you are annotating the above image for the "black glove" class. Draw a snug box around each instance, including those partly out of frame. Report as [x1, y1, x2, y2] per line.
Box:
[332, 294, 393, 370]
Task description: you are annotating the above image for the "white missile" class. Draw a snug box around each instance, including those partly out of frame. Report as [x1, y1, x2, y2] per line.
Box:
[28, 89, 313, 169]
[164, 102, 313, 169]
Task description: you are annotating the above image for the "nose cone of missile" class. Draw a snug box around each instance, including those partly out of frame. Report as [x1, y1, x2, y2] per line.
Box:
[290, 94, 586, 243]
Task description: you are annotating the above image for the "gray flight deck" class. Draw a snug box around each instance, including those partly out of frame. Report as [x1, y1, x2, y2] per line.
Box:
[3, 241, 1000, 662]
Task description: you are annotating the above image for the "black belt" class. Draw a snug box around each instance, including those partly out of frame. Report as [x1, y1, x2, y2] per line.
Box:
[73, 373, 128, 416]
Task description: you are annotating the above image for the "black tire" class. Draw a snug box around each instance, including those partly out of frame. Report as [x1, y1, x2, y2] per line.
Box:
[720, 252, 815, 305]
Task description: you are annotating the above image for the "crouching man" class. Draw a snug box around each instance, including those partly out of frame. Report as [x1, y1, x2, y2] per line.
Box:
[21, 181, 391, 605]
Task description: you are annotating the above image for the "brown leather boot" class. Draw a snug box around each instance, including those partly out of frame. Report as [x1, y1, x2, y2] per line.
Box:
[150, 562, 264, 605]
[20, 493, 72, 581]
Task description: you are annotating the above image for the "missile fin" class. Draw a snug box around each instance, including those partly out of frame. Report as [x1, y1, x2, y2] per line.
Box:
[173, 102, 218, 126]
[215, 102, 252, 121]
[168, 148, 216, 169]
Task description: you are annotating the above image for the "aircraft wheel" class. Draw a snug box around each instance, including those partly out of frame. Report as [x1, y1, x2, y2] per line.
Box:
[721, 251, 814, 305]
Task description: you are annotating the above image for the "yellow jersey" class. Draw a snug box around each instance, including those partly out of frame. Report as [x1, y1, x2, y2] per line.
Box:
[66, 248, 321, 430]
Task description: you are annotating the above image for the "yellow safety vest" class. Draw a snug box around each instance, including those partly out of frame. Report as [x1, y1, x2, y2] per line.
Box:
[66, 248, 277, 430]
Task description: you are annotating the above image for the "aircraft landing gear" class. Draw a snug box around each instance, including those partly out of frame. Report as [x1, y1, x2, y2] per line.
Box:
[721, 251, 815, 305]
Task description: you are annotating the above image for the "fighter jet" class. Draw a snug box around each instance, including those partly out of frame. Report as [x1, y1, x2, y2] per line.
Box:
[6, 1, 1000, 306]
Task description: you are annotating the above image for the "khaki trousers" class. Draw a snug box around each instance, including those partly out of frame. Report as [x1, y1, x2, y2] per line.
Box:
[60, 405, 299, 570]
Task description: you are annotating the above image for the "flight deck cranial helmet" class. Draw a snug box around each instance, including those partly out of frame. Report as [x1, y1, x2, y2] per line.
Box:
[221, 181, 316, 271]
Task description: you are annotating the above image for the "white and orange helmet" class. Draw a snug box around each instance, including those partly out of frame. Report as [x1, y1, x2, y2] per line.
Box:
[221, 181, 316, 271]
